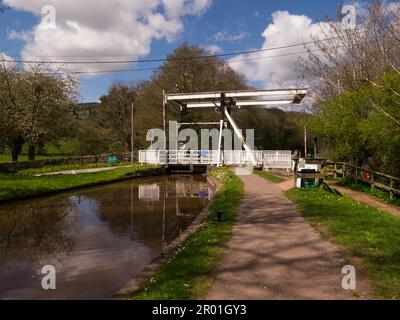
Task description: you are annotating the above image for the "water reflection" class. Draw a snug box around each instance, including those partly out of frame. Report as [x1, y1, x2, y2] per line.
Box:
[0, 174, 211, 300]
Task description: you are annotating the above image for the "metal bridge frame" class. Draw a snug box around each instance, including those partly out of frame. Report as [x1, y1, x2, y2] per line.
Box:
[162, 88, 308, 166]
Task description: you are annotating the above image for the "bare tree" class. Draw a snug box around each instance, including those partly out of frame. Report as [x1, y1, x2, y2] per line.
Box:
[297, 0, 400, 174]
[298, 0, 400, 108]
[0, 4, 10, 13]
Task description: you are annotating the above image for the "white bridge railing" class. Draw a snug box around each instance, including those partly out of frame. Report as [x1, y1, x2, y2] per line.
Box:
[263, 150, 293, 171]
[139, 150, 286, 167]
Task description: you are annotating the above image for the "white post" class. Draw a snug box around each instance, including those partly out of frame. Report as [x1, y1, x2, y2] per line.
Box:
[217, 120, 224, 167]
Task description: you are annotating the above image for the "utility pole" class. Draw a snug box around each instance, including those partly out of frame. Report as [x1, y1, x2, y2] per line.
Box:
[304, 126, 307, 159]
[131, 101, 134, 164]
[313, 137, 318, 158]
[162, 90, 167, 151]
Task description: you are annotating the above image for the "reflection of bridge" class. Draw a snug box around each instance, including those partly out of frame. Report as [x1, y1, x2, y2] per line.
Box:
[138, 176, 213, 249]
[138, 176, 212, 201]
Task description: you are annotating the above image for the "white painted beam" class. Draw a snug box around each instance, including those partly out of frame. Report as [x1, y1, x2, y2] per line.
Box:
[217, 120, 224, 167]
[167, 93, 221, 101]
[185, 100, 296, 109]
[237, 100, 294, 107]
[224, 109, 256, 165]
[225, 89, 307, 98]
[166, 88, 308, 102]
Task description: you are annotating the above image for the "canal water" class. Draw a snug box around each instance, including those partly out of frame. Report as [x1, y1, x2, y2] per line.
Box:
[0, 174, 212, 300]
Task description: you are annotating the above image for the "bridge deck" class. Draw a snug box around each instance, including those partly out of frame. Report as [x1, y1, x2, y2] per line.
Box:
[139, 150, 292, 170]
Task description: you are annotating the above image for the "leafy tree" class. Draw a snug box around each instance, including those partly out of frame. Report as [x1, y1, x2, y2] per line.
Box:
[0, 62, 26, 161]
[135, 44, 248, 131]
[308, 71, 400, 176]
[0, 61, 78, 161]
[97, 81, 141, 152]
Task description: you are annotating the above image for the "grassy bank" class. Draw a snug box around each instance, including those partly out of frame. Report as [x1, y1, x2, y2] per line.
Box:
[253, 169, 284, 183]
[0, 164, 158, 202]
[15, 162, 132, 176]
[132, 167, 244, 300]
[286, 187, 400, 299]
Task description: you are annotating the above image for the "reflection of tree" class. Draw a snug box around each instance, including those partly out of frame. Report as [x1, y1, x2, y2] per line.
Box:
[92, 176, 208, 251]
[0, 199, 77, 269]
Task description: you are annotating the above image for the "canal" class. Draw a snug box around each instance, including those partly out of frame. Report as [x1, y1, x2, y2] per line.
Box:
[0, 174, 212, 300]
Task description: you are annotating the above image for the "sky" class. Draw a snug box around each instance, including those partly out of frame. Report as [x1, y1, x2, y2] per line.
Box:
[0, 0, 373, 102]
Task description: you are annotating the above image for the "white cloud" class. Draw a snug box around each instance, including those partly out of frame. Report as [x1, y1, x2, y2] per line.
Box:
[4, 0, 212, 73]
[211, 31, 249, 42]
[162, 0, 212, 18]
[7, 29, 32, 41]
[204, 44, 222, 54]
[228, 10, 333, 87]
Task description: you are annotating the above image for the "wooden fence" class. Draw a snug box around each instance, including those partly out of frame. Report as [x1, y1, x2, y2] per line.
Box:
[0, 152, 137, 173]
[329, 162, 400, 200]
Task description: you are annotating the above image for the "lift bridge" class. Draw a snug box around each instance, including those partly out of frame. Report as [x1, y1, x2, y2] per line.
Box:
[139, 88, 308, 172]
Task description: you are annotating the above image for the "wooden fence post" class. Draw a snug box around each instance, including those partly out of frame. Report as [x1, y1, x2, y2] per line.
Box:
[355, 167, 359, 184]
[343, 164, 346, 178]
[390, 178, 394, 200]
[293, 159, 298, 188]
[334, 163, 337, 179]
[371, 173, 375, 190]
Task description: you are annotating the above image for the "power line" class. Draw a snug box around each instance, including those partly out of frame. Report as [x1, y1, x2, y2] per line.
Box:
[71, 48, 322, 75]
[2, 34, 351, 65]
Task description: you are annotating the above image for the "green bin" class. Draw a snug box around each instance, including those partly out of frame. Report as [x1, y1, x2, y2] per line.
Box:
[301, 178, 317, 188]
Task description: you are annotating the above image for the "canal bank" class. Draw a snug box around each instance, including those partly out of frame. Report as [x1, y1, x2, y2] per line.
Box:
[0, 165, 164, 203]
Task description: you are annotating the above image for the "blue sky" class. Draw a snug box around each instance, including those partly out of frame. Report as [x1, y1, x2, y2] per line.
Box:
[0, 0, 369, 102]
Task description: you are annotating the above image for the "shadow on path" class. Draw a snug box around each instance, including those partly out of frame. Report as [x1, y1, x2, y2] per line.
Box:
[206, 174, 371, 300]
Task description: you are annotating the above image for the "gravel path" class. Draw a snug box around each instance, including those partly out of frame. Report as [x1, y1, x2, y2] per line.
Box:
[206, 173, 370, 300]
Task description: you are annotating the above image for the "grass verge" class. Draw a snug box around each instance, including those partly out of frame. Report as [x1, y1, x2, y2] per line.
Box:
[338, 176, 400, 207]
[15, 162, 132, 176]
[286, 186, 400, 299]
[0, 164, 158, 202]
[131, 167, 244, 300]
[253, 169, 284, 183]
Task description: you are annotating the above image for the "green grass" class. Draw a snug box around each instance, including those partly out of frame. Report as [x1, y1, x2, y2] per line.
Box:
[43, 139, 81, 155]
[0, 164, 157, 201]
[286, 186, 400, 299]
[15, 162, 132, 176]
[131, 167, 244, 300]
[338, 177, 400, 207]
[253, 169, 285, 183]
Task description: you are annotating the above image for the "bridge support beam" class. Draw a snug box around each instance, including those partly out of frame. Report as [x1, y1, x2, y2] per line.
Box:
[217, 120, 224, 167]
[224, 108, 256, 165]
